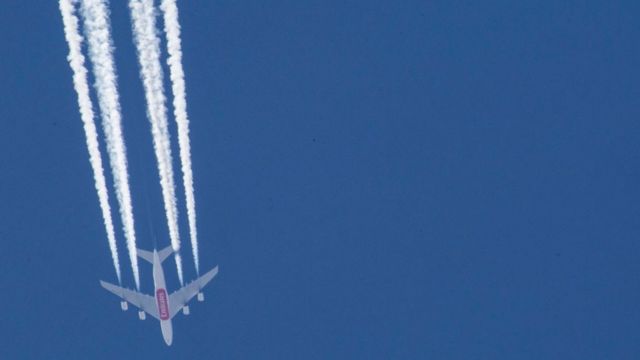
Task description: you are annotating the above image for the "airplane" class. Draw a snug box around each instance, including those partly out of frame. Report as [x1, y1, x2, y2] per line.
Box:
[100, 245, 219, 346]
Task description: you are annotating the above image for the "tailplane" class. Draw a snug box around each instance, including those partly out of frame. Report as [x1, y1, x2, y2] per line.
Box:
[137, 245, 174, 264]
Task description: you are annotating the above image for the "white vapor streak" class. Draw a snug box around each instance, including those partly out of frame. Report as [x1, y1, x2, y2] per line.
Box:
[59, 0, 121, 284]
[129, 0, 184, 285]
[80, 0, 141, 289]
[160, 0, 199, 274]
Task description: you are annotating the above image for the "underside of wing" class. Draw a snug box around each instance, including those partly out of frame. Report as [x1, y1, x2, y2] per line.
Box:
[100, 280, 160, 320]
[168, 266, 219, 318]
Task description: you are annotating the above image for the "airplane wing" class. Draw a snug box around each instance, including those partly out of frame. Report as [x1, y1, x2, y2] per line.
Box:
[169, 266, 219, 319]
[100, 280, 160, 320]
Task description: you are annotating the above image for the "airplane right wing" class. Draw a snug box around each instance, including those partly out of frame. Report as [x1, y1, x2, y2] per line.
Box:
[100, 280, 160, 320]
[168, 266, 219, 318]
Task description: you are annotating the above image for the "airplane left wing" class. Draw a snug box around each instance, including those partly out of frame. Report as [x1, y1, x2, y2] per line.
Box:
[100, 280, 160, 320]
[169, 266, 219, 318]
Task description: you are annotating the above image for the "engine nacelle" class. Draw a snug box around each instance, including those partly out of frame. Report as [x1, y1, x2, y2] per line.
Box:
[138, 311, 146, 320]
[121, 301, 128, 311]
[182, 306, 190, 315]
[197, 292, 204, 302]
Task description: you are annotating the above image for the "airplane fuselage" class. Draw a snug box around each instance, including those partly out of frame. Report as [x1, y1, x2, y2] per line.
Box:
[152, 250, 173, 346]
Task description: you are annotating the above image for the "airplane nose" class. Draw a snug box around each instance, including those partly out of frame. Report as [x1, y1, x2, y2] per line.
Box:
[163, 329, 173, 346]
[161, 321, 173, 346]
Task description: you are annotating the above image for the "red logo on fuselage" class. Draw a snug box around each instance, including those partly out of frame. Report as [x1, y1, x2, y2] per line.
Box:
[156, 289, 170, 320]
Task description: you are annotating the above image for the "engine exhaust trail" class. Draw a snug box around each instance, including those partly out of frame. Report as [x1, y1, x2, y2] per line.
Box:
[160, 0, 200, 274]
[128, 0, 184, 285]
[59, 0, 122, 283]
[80, 0, 141, 289]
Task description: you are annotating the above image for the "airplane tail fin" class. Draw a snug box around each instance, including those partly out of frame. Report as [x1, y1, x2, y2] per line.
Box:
[137, 245, 174, 264]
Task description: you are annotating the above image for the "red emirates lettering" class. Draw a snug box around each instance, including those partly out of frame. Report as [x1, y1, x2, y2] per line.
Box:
[156, 289, 170, 320]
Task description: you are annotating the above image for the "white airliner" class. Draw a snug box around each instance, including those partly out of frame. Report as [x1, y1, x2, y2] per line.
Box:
[100, 246, 219, 346]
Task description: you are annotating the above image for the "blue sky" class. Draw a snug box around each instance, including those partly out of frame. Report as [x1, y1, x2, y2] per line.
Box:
[0, 0, 639, 358]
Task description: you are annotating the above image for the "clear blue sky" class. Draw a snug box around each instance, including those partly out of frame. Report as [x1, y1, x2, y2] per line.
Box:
[0, 0, 639, 358]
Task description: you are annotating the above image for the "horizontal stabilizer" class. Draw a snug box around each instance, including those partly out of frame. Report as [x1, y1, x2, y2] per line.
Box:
[137, 248, 154, 263]
[137, 245, 174, 264]
[158, 245, 174, 263]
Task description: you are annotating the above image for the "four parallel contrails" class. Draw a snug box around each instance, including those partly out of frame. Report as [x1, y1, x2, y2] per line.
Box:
[58, 0, 201, 288]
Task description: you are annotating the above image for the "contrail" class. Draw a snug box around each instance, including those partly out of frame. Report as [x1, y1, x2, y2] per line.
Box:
[129, 0, 184, 285]
[160, 0, 200, 274]
[59, 0, 121, 284]
[80, 0, 141, 290]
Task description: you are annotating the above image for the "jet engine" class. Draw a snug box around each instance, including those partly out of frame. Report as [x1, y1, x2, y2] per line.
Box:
[182, 306, 190, 315]
[197, 292, 204, 302]
[138, 311, 146, 320]
[121, 301, 128, 311]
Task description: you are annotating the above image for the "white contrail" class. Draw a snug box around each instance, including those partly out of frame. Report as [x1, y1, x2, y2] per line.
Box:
[129, 0, 184, 285]
[160, 0, 200, 275]
[59, 0, 122, 284]
[80, 0, 141, 290]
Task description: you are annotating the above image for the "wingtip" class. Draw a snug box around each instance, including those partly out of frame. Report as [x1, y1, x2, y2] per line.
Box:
[209, 265, 219, 277]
